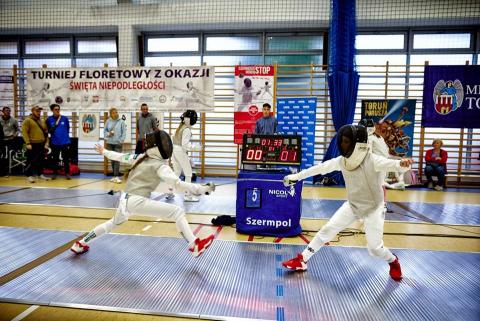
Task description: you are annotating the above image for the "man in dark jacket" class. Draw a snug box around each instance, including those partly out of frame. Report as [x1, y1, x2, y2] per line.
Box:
[135, 103, 158, 154]
[22, 106, 50, 183]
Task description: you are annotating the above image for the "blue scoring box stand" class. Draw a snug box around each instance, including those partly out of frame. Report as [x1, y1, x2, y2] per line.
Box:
[236, 170, 302, 237]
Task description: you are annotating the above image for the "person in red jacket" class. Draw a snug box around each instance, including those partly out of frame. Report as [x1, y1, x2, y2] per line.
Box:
[425, 138, 448, 191]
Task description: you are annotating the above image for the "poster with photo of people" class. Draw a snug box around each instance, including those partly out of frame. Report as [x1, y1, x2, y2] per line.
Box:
[233, 65, 275, 144]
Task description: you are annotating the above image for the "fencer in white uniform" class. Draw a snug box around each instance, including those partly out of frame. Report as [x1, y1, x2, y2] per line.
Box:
[359, 119, 389, 158]
[360, 119, 406, 190]
[71, 130, 215, 257]
[359, 118, 391, 212]
[282, 124, 413, 281]
[168, 110, 202, 202]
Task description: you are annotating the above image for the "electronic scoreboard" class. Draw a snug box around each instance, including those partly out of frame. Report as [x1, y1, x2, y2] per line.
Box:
[241, 134, 301, 166]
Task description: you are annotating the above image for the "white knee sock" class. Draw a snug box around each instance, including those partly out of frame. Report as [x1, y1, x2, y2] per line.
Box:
[82, 219, 115, 244]
[301, 234, 327, 262]
[184, 176, 192, 196]
[176, 216, 197, 244]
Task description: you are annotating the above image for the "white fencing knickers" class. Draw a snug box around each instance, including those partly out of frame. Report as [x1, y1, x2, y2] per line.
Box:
[172, 145, 195, 198]
[302, 201, 395, 263]
[82, 192, 196, 245]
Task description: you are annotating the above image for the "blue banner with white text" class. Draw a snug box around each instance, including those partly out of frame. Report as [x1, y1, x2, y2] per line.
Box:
[236, 171, 302, 237]
[276, 97, 317, 180]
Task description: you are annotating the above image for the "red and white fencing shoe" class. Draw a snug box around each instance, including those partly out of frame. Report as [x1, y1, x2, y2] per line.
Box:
[282, 253, 307, 271]
[189, 234, 214, 257]
[70, 241, 90, 255]
[389, 255, 403, 281]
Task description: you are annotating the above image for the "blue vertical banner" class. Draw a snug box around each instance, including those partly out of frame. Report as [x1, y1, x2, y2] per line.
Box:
[276, 97, 317, 180]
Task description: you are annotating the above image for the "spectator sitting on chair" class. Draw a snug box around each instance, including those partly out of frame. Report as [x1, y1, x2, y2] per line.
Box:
[425, 138, 448, 191]
[46, 104, 71, 180]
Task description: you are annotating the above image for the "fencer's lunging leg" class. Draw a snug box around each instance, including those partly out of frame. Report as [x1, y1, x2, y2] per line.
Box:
[282, 202, 357, 271]
[301, 202, 357, 261]
[127, 195, 213, 256]
[72, 194, 214, 257]
[71, 193, 130, 254]
[126, 195, 196, 244]
[363, 206, 396, 262]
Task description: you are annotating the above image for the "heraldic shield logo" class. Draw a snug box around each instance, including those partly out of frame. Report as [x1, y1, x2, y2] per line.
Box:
[82, 114, 96, 134]
[433, 79, 464, 115]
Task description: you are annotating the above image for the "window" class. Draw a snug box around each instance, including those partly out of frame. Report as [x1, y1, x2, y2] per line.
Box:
[25, 40, 71, 54]
[410, 54, 472, 65]
[267, 35, 323, 52]
[77, 39, 117, 53]
[203, 55, 262, 66]
[0, 59, 18, 68]
[23, 58, 72, 68]
[145, 56, 201, 67]
[413, 33, 472, 49]
[76, 57, 118, 67]
[265, 55, 322, 65]
[356, 34, 405, 50]
[205, 36, 260, 51]
[0, 42, 18, 55]
[147, 37, 199, 53]
[75, 37, 118, 67]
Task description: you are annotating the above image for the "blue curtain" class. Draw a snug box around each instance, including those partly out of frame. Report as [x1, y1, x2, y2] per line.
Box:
[314, 0, 359, 185]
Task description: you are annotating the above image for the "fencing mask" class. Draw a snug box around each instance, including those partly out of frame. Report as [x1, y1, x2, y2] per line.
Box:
[181, 110, 198, 126]
[337, 124, 369, 170]
[358, 118, 375, 136]
[145, 130, 173, 160]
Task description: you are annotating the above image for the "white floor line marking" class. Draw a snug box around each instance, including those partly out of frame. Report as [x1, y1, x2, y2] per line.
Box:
[11, 305, 39, 321]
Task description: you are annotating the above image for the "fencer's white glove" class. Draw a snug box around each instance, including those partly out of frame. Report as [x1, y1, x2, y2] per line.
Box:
[190, 144, 202, 152]
[283, 174, 300, 187]
[195, 182, 216, 195]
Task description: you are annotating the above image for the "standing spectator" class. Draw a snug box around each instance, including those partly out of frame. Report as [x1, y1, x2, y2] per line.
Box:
[104, 107, 126, 184]
[22, 106, 50, 183]
[46, 104, 71, 180]
[0, 106, 20, 177]
[135, 103, 158, 154]
[254, 103, 277, 135]
[425, 138, 448, 191]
